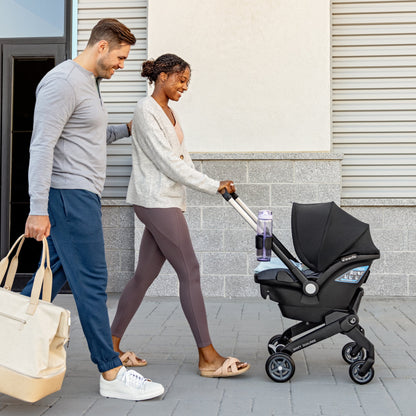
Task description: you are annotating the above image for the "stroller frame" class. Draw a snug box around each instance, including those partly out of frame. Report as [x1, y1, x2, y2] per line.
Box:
[223, 192, 380, 384]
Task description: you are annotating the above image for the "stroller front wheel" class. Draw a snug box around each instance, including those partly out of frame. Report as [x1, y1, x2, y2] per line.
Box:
[342, 342, 367, 364]
[265, 352, 295, 383]
[349, 360, 374, 384]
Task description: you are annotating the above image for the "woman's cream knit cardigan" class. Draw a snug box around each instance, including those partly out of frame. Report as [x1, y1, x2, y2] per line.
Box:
[126, 96, 220, 211]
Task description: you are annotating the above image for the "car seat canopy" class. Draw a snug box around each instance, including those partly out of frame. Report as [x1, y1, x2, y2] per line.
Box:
[291, 202, 380, 273]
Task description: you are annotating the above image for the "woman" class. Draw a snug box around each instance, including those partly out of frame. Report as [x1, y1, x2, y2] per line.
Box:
[111, 54, 249, 378]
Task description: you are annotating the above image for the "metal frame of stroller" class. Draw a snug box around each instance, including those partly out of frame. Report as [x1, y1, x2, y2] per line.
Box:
[223, 192, 380, 384]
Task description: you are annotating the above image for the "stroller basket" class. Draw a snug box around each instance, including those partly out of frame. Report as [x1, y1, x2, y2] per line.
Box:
[223, 192, 380, 384]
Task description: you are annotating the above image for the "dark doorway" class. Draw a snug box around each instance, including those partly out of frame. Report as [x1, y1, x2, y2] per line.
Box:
[9, 58, 55, 280]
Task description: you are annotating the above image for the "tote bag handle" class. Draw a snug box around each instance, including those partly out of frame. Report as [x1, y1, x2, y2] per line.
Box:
[0, 235, 53, 314]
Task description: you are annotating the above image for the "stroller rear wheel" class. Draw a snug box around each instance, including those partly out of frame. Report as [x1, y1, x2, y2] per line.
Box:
[267, 334, 289, 354]
[349, 360, 374, 384]
[342, 342, 367, 364]
[265, 352, 295, 383]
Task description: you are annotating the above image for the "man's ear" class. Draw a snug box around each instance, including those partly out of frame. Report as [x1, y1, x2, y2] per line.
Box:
[97, 40, 109, 54]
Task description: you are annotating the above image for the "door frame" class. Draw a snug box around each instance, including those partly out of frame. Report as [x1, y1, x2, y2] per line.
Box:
[0, 43, 66, 257]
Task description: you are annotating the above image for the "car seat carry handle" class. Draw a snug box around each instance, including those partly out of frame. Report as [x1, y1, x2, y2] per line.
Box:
[222, 191, 319, 296]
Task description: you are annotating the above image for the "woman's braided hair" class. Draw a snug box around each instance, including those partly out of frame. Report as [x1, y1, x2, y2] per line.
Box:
[141, 54, 190, 85]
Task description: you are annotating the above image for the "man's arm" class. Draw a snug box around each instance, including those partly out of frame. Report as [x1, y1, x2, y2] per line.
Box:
[106, 122, 131, 144]
[25, 76, 76, 240]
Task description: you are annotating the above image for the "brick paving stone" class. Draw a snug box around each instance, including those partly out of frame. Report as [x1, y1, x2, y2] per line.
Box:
[354, 383, 402, 416]
[380, 378, 416, 416]
[0, 406, 50, 416]
[42, 397, 99, 416]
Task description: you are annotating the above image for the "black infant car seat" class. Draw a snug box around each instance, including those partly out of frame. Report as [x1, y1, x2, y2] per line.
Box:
[254, 201, 380, 384]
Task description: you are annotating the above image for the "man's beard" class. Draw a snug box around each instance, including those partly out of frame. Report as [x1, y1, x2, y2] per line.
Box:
[96, 58, 113, 79]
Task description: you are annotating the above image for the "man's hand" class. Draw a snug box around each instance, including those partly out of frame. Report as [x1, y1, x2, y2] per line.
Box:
[127, 120, 132, 136]
[25, 215, 51, 241]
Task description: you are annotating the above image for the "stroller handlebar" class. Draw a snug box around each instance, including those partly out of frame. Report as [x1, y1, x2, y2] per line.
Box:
[220, 190, 233, 201]
[221, 191, 258, 231]
[220, 190, 239, 201]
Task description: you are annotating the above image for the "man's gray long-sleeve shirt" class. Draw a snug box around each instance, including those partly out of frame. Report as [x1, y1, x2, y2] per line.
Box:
[28, 60, 129, 215]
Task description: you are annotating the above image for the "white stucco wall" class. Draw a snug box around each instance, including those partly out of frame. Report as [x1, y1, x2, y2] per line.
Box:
[147, 0, 331, 152]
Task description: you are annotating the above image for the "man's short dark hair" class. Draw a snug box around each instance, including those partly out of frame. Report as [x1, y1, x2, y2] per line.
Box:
[87, 18, 136, 49]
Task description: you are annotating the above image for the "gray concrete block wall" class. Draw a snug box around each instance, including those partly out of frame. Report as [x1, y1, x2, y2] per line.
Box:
[101, 202, 135, 292]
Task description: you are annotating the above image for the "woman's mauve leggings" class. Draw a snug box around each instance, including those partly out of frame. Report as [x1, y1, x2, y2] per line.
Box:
[111, 206, 212, 348]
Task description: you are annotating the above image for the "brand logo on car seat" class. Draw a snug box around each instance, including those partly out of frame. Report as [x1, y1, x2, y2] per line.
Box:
[341, 254, 358, 262]
[335, 266, 369, 284]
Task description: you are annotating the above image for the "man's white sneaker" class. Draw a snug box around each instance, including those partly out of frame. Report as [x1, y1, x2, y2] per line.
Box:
[100, 367, 164, 401]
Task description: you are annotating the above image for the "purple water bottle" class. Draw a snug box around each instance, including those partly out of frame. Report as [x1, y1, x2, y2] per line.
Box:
[256, 210, 273, 261]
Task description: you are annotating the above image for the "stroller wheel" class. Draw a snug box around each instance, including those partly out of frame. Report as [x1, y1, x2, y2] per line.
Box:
[349, 361, 374, 385]
[342, 342, 367, 364]
[265, 352, 295, 383]
[267, 334, 289, 354]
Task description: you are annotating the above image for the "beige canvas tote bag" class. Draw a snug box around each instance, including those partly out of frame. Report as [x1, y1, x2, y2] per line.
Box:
[0, 235, 70, 402]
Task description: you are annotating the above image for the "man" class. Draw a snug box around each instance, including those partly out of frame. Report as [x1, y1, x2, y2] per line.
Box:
[23, 18, 164, 401]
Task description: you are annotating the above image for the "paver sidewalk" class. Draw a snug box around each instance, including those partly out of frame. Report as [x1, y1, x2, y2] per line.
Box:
[1, 294, 415, 415]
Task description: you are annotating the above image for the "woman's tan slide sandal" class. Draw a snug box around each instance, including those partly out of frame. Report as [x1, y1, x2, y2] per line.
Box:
[120, 351, 147, 367]
[199, 357, 250, 378]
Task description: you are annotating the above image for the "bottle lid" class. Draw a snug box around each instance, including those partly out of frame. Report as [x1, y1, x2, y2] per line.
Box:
[258, 209, 272, 220]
